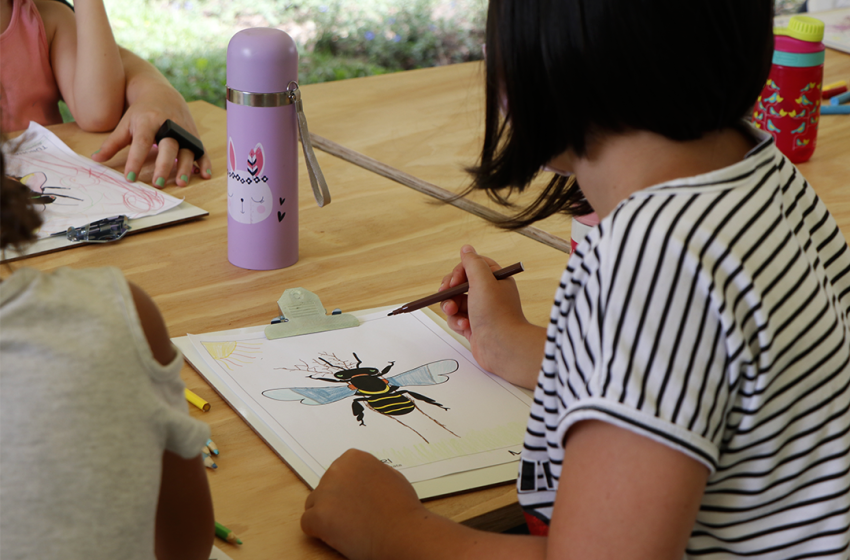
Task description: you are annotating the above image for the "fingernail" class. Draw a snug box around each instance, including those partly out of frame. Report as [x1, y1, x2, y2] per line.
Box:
[180, 174, 189, 183]
[206, 169, 212, 176]
[462, 245, 476, 254]
[126, 171, 136, 182]
[92, 149, 100, 155]
[155, 177, 165, 187]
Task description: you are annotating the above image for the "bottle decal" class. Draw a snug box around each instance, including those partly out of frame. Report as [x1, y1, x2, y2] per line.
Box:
[764, 92, 784, 104]
[227, 138, 281, 225]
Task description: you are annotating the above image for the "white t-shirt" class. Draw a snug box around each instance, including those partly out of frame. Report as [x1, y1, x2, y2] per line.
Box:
[518, 127, 850, 557]
[0, 267, 210, 560]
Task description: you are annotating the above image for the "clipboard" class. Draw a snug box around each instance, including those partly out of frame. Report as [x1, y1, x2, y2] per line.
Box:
[173, 290, 530, 500]
[1, 201, 208, 262]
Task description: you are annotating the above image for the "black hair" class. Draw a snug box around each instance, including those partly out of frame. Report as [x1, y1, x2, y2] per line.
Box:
[1, 146, 42, 252]
[468, 0, 775, 229]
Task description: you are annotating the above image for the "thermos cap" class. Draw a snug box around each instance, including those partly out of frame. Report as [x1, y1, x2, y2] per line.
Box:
[774, 15, 824, 43]
[227, 28, 298, 94]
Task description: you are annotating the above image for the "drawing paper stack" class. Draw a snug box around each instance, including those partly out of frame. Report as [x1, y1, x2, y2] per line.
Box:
[175, 309, 533, 499]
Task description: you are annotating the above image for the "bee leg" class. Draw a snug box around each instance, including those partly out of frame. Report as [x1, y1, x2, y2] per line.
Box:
[403, 390, 449, 411]
[352, 398, 367, 426]
[409, 402, 461, 438]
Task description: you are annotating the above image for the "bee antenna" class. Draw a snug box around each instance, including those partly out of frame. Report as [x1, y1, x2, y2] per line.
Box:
[319, 357, 342, 370]
[352, 352, 362, 367]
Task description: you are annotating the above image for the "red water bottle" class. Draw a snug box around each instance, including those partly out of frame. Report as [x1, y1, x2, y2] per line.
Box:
[752, 16, 825, 163]
[571, 213, 599, 252]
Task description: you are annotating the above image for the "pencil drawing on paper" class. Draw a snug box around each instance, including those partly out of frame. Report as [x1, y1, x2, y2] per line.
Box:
[2, 122, 182, 237]
[10, 171, 83, 206]
[264, 352, 460, 443]
[188, 310, 532, 483]
[201, 340, 263, 370]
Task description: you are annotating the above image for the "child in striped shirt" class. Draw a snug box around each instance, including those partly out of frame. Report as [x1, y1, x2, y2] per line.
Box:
[301, 0, 850, 558]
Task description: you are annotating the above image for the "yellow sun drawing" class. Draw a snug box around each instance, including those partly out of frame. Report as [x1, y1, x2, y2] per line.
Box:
[202, 341, 263, 370]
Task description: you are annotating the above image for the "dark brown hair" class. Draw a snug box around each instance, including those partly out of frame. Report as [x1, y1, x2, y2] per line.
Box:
[1, 146, 43, 252]
[467, 0, 775, 230]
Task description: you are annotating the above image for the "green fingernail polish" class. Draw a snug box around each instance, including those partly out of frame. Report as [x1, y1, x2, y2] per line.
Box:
[206, 169, 212, 175]
[127, 171, 136, 182]
[155, 177, 165, 187]
[180, 174, 189, 183]
[92, 149, 100, 155]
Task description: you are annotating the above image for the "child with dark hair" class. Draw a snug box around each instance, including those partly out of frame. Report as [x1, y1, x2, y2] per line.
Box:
[300, 0, 850, 558]
[0, 149, 215, 560]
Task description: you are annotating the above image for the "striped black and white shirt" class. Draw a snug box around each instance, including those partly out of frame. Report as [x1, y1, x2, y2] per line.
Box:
[518, 126, 850, 558]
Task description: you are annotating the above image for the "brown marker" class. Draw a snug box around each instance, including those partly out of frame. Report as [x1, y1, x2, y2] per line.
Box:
[388, 262, 524, 316]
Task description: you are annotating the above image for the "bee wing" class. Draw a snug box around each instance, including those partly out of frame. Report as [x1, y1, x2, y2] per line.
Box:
[388, 359, 459, 387]
[262, 386, 355, 405]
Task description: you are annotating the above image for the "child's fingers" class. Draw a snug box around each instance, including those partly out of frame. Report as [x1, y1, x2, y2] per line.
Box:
[92, 119, 132, 164]
[173, 149, 195, 187]
[152, 138, 179, 188]
[459, 245, 502, 285]
[196, 153, 213, 180]
[123, 126, 158, 183]
[441, 293, 468, 317]
[449, 260, 469, 288]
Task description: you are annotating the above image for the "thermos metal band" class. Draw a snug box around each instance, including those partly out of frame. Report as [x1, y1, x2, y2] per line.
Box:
[226, 87, 294, 107]
[772, 50, 825, 68]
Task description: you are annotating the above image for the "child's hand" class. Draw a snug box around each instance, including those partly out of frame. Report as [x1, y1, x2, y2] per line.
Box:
[92, 84, 212, 188]
[302, 449, 426, 560]
[440, 245, 545, 389]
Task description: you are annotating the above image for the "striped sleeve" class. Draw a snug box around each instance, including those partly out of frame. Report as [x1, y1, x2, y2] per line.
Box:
[519, 137, 850, 557]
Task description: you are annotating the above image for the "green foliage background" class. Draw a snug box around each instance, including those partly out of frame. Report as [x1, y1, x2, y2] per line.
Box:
[59, 0, 800, 120]
[103, 0, 487, 108]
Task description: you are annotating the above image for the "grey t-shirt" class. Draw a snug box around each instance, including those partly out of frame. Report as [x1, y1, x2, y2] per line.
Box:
[0, 267, 210, 559]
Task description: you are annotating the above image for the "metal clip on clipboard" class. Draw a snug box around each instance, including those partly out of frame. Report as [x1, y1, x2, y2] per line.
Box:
[51, 215, 131, 243]
[265, 288, 359, 340]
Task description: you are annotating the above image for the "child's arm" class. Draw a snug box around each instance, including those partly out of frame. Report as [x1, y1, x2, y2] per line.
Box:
[302, 422, 708, 560]
[91, 47, 214, 187]
[129, 282, 215, 560]
[439, 245, 546, 389]
[36, 0, 124, 131]
[156, 451, 215, 560]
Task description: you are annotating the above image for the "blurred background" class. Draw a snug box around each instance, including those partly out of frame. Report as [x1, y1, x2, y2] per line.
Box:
[97, 0, 807, 110]
[102, 0, 486, 109]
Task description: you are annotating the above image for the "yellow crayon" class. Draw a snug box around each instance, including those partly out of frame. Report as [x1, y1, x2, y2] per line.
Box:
[185, 388, 210, 412]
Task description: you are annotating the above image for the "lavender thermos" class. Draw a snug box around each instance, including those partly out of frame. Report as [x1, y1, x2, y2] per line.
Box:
[226, 28, 299, 270]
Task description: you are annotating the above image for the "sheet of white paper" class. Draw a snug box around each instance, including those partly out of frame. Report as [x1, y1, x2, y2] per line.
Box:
[187, 310, 531, 484]
[210, 544, 234, 560]
[2, 122, 183, 237]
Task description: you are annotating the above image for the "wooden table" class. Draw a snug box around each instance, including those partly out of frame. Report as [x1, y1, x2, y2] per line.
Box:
[303, 51, 850, 238]
[6, 96, 568, 560]
[6, 51, 849, 560]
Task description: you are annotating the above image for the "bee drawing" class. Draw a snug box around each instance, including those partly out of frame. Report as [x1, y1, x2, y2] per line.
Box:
[263, 352, 460, 443]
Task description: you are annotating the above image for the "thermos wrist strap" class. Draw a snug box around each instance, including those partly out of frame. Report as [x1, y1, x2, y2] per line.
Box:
[289, 84, 331, 207]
